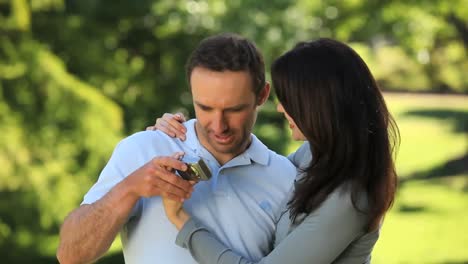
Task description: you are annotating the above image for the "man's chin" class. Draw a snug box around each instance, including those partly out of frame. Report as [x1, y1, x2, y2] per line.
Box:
[211, 144, 237, 154]
[209, 142, 246, 156]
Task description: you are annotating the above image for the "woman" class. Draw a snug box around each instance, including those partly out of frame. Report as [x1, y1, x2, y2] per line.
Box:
[152, 38, 399, 263]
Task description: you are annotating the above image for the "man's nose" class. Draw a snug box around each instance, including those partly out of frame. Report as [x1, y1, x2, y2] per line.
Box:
[212, 112, 228, 134]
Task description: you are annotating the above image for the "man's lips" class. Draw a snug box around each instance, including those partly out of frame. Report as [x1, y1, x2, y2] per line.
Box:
[213, 134, 233, 144]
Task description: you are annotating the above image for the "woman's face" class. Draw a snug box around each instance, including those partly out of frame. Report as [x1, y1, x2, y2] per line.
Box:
[276, 103, 306, 141]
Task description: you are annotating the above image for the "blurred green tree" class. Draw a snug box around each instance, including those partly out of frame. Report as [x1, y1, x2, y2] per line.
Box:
[1, 0, 122, 261]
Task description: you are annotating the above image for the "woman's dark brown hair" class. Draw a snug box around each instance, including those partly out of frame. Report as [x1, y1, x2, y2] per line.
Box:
[272, 38, 399, 231]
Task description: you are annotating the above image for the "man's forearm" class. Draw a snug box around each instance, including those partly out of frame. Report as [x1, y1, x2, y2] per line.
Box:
[57, 181, 138, 264]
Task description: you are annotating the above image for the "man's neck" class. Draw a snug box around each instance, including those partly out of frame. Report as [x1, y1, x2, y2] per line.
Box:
[194, 122, 251, 166]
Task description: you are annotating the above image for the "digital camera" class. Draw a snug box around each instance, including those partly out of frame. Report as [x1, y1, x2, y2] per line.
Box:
[176, 155, 212, 181]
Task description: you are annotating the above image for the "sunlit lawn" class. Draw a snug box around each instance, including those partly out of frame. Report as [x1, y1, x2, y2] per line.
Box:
[373, 175, 468, 263]
[372, 93, 468, 263]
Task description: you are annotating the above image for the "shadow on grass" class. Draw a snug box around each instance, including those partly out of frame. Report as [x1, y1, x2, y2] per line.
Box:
[2, 252, 124, 264]
[400, 153, 468, 184]
[398, 204, 427, 213]
[439, 260, 468, 264]
[399, 108, 468, 186]
[3, 255, 58, 264]
[96, 252, 125, 264]
[402, 108, 468, 133]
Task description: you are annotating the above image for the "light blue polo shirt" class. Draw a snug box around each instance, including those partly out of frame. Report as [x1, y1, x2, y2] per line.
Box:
[82, 119, 296, 264]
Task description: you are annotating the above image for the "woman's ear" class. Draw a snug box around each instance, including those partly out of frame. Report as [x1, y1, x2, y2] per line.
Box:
[257, 82, 271, 106]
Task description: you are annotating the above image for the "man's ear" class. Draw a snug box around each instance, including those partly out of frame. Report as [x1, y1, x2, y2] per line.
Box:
[256, 82, 271, 106]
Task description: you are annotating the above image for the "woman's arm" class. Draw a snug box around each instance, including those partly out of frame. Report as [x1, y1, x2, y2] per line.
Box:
[174, 189, 369, 264]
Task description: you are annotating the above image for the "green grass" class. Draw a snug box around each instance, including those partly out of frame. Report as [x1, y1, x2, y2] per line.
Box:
[386, 93, 467, 178]
[373, 175, 468, 263]
[371, 93, 468, 263]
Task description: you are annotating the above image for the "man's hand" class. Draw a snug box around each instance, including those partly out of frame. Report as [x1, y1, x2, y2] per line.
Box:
[124, 155, 193, 201]
[146, 113, 187, 141]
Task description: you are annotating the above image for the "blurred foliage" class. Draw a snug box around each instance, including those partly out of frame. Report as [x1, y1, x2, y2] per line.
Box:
[0, 0, 467, 262]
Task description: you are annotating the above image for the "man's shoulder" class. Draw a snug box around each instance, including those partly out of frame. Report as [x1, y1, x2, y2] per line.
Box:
[249, 134, 293, 168]
[270, 153, 296, 178]
[112, 130, 182, 155]
[266, 149, 293, 165]
[259, 148, 296, 178]
[120, 130, 174, 145]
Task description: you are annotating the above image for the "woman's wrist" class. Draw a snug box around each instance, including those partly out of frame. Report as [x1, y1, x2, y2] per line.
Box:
[173, 210, 190, 230]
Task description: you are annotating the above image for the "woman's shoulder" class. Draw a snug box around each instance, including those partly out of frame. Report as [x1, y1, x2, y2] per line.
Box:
[287, 141, 312, 169]
[300, 183, 369, 229]
[327, 184, 369, 215]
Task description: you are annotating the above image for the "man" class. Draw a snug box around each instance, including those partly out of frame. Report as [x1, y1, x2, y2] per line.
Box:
[57, 33, 296, 264]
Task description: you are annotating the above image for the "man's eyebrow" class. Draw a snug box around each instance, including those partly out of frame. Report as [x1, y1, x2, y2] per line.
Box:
[194, 101, 212, 109]
[194, 101, 250, 111]
[225, 104, 250, 111]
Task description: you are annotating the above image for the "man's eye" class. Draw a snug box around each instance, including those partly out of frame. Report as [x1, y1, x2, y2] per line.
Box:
[229, 108, 243, 112]
[227, 105, 248, 112]
[199, 106, 212, 111]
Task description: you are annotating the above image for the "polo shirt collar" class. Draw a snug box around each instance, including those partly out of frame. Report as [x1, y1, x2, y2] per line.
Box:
[183, 119, 270, 166]
[243, 134, 269, 166]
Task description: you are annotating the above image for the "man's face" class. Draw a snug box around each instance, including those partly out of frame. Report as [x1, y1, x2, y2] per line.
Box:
[191, 67, 268, 164]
